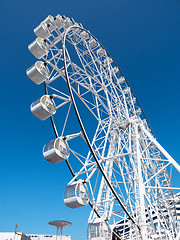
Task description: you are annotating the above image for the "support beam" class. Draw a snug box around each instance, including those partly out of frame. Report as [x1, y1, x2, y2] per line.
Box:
[140, 124, 180, 173]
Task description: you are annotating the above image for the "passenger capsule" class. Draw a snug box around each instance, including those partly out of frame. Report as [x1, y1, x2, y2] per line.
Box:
[28, 37, 48, 59]
[30, 95, 56, 120]
[97, 48, 106, 57]
[64, 17, 73, 29]
[34, 22, 51, 39]
[132, 97, 136, 104]
[63, 180, 89, 208]
[73, 23, 81, 33]
[117, 76, 125, 84]
[43, 137, 70, 164]
[26, 61, 49, 85]
[123, 87, 131, 94]
[104, 57, 113, 66]
[54, 14, 64, 30]
[81, 31, 89, 40]
[89, 39, 96, 48]
[44, 15, 56, 31]
[87, 219, 111, 240]
[112, 66, 119, 74]
[135, 108, 141, 115]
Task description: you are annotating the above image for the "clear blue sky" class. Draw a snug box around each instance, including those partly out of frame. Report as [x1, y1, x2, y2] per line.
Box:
[0, 0, 180, 239]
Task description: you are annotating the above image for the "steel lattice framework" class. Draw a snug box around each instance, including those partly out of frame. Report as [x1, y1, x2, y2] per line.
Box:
[27, 15, 180, 240]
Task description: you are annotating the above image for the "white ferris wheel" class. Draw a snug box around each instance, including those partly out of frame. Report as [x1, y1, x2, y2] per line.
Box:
[27, 14, 180, 240]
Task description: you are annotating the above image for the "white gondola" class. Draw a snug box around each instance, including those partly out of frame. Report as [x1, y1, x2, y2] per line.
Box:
[43, 137, 69, 164]
[64, 17, 73, 29]
[132, 97, 136, 104]
[117, 76, 125, 84]
[87, 219, 111, 240]
[112, 66, 119, 74]
[63, 180, 89, 208]
[142, 119, 147, 124]
[26, 61, 49, 85]
[28, 37, 48, 59]
[97, 48, 105, 57]
[135, 108, 141, 115]
[30, 95, 56, 120]
[104, 57, 113, 66]
[54, 14, 64, 30]
[81, 31, 89, 40]
[89, 39, 97, 48]
[73, 23, 81, 33]
[44, 15, 56, 31]
[34, 22, 51, 39]
[123, 87, 131, 94]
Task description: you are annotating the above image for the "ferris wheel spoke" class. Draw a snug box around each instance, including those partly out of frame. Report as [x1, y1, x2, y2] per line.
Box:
[73, 43, 113, 91]
[71, 85, 110, 120]
[62, 59, 117, 119]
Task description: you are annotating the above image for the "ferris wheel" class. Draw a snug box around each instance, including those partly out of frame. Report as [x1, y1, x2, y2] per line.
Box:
[27, 14, 180, 240]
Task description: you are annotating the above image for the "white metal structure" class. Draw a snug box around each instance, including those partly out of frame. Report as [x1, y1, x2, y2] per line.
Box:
[63, 179, 89, 208]
[27, 14, 180, 239]
[49, 220, 72, 239]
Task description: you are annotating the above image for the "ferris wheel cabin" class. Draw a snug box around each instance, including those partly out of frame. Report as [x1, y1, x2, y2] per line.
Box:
[43, 15, 56, 31]
[26, 61, 49, 85]
[30, 95, 56, 120]
[63, 180, 89, 208]
[28, 37, 48, 59]
[64, 17, 73, 29]
[135, 108, 141, 115]
[117, 76, 125, 84]
[54, 15, 64, 30]
[34, 22, 51, 39]
[87, 219, 111, 240]
[104, 57, 113, 66]
[81, 31, 89, 40]
[34, 14, 63, 39]
[89, 39, 97, 48]
[43, 137, 69, 164]
[97, 48, 106, 57]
